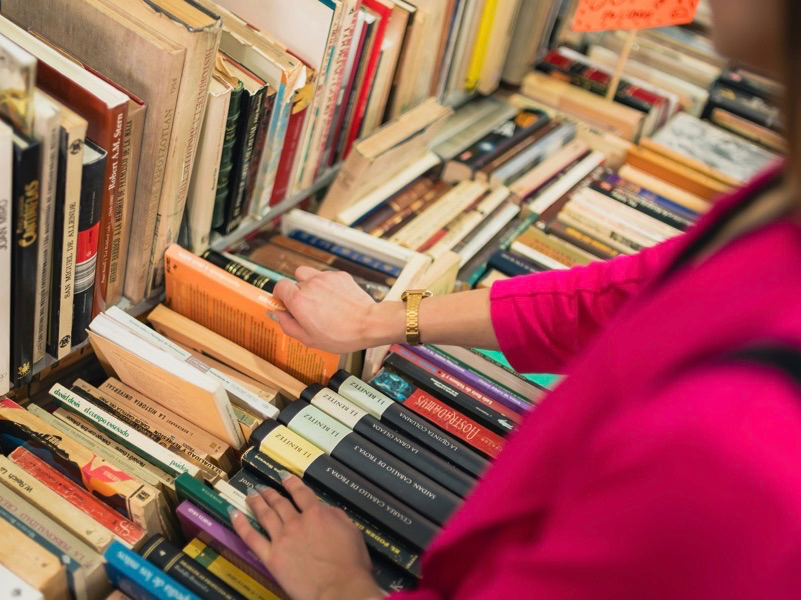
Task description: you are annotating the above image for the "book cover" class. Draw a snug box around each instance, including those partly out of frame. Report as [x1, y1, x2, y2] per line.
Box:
[328, 370, 488, 477]
[301, 384, 474, 497]
[243, 89, 276, 215]
[277, 399, 460, 524]
[250, 419, 439, 550]
[176, 472, 260, 534]
[104, 540, 199, 600]
[212, 72, 243, 231]
[0, 560, 50, 600]
[139, 534, 246, 600]
[46, 100, 86, 360]
[71, 140, 106, 346]
[0, 32, 36, 134]
[0, 516, 68, 599]
[487, 248, 544, 277]
[164, 244, 341, 385]
[9, 129, 40, 386]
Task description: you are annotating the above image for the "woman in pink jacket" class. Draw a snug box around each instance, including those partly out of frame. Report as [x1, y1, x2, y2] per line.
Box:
[231, 0, 801, 597]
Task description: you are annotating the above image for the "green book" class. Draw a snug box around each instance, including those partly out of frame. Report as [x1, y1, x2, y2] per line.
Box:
[175, 473, 262, 533]
[212, 79, 244, 229]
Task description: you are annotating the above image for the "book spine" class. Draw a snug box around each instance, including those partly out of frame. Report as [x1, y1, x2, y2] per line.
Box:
[269, 85, 311, 206]
[331, 373, 488, 478]
[408, 346, 534, 413]
[0, 455, 114, 553]
[237, 451, 422, 578]
[250, 79, 292, 215]
[278, 400, 460, 525]
[305, 386, 474, 497]
[288, 229, 402, 278]
[70, 381, 226, 484]
[243, 92, 275, 216]
[140, 535, 245, 600]
[176, 500, 274, 586]
[183, 538, 281, 600]
[9, 446, 145, 548]
[213, 82, 243, 230]
[591, 177, 692, 230]
[93, 102, 126, 317]
[0, 126, 11, 394]
[104, 540, 199, 600]
[0, 502, 88, 600]
[544, 220, 620, 260]
[72, 142, 106, 346]
[383, 352, 515, 435]
[250, 420, 438, 551]
[107, 107, 133, 305]
[175, 473, 260, 534]
[487, 249, 544, 276]
[48, 384, 202, 480]
[390, 344, 523, 425]
[47, 125, 82, 359]
[201, 249, 276, 292]
[10, 136, 40, 386]
[370, 368, 504, 459]
[224, 87, 267, 234]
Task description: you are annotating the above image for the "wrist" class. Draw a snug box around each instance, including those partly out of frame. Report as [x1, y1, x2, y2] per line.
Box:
[360, 300, 406, 348]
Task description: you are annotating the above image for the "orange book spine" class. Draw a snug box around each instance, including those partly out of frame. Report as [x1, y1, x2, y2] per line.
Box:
[164, 244, 339, 385]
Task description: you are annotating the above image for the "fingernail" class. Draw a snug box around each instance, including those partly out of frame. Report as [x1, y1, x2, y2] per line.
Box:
[256, 485, 271, 494]
[278, 469, 293, 482]
[227, 507, 240, 518]
[246, 488, 260, 497]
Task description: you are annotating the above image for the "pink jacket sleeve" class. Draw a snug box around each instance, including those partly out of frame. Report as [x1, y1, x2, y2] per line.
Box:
[489, 237, 684, 373]
[392, 365, 801, 599]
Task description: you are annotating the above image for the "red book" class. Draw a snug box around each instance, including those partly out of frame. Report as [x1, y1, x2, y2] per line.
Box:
[9, 446, 146, 548]
[271, 74, 314, 206]
[36, 60, 127, 317]
[342, 0, 392, 157]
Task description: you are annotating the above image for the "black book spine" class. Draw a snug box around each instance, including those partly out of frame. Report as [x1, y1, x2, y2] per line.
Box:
[249, 420, 439, 551]
[383, 353, 513, 436]
[10, 133, 41, 386]
[278, 400, 460, 525]
[140, 534, 246, 600]
[302, 385, 474, 498]
[72, 141, 106, 346]
[488, 249, 545, 277]
[328, 372, 489, 479]
[239, 449, 423, 577]
[47, 129, 67, 357]
[223, 86, 266, 235]
[201, 249, 276, 292]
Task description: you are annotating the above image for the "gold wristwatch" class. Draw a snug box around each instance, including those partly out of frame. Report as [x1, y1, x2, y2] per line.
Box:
[401, 289, 432, 345]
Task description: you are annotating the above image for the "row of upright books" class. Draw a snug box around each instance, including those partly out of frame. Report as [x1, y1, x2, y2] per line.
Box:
[0, 0, 568, 394]
[0, 241, 548, 597]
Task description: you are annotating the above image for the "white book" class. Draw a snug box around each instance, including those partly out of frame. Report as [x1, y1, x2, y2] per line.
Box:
[571, 187, 681, 240]
[46, 97, 86, 360]
[456, 202, 520, 266]
[104, 306, 278, 421]
[87, 313, 244, 449]
[556, 211, 637, 256]
[214, 479, 255, 518]
[186, 77, 232, 254]
[31, 92, 61, 364]
[510, 240, 570, 271]
[562, 200, 657, 249]
[527, 150, 605, 215]
[0, 564, 44, 600]
[0, 121, 12, 395]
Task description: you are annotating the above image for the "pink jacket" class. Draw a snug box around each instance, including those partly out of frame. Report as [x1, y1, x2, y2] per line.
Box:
[393, 167, 801, 599]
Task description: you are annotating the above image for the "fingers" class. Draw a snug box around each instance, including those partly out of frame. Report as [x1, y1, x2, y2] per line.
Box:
[247, 492, 284, 541]
[282, 474, 319, 511]
[275, 311, 309, 343]
[272, 279, 299, 308]
[295, 266, 323, 282]
[261, 487, 300, 524]
[230, 509, 271, 563]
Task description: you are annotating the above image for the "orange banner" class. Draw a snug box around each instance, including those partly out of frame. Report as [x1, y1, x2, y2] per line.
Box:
[572, 0, 700, 33]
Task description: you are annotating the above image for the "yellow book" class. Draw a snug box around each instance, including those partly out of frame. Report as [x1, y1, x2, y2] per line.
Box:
[465, 0, 497, 90]
[183, 538, 282, 600]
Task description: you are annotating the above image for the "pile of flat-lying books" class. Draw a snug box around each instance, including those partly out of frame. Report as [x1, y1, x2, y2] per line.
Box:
[0, 236, 554, 598]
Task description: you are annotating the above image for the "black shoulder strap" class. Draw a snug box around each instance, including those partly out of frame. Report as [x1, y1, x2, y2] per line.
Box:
[728, 345, 801, 388]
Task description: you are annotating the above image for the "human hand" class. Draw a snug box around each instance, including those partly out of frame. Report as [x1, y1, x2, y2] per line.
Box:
[272, 266, 404, 353]
[230, 475, 381, 600]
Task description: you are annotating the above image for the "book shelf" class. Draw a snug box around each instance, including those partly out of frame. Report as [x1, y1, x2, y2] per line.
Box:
[209, 166, 341, 253]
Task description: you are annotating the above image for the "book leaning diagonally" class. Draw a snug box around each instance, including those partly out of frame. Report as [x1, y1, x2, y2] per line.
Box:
[87, 312, 245, 448]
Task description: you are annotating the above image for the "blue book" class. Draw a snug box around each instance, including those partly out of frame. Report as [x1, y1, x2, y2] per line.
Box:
[487, 249, 545, 277]
[288, 229, 403, 278]
[104, 541, 200, 600]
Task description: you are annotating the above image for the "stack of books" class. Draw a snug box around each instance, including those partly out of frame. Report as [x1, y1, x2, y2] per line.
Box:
[0, 238, 553, 597]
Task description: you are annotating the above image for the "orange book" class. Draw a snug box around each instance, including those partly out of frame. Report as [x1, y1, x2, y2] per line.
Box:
[164, 244, 341, 385]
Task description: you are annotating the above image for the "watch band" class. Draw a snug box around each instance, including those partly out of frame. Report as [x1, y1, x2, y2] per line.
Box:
[401, 290, 432, 345]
